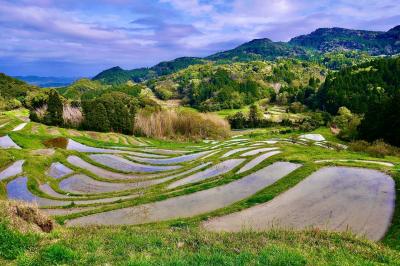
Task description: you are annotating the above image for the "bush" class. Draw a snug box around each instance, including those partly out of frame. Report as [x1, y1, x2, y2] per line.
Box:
[289, 102, 306, 113]
[331, 107, 361, 141]
[349, 140, 399, 158]
[134, 109, 230, 140]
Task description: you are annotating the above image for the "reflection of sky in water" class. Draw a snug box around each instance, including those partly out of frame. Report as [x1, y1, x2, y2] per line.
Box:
[127, 151, 210, 165]
[90, 154, 181, 173]
[168, 159, 244, 188]
[7, 177, 36, 201]
[48, 162, 73, 179]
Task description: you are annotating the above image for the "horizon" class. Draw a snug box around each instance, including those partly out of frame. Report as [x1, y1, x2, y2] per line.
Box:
[1, 0, 399, 77]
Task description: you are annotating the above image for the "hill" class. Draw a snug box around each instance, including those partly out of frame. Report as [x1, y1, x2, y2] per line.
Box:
[0, 73, 38, 99]
[311, 56, 400, 146]
[206, 38, 310, 62]
[148, 59, 325, 111]
[289, 26, 400, 55]
[93, 57, 206, 85]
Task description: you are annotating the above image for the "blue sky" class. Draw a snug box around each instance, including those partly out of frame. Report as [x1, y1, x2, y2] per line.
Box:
[0, 0, 399, 77]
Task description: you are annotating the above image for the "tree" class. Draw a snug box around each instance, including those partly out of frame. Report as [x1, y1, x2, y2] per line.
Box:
[44, 90, 63, 126]
[228, 111, 246, 129]
[331, 107, 361, 140]
[248, 104, 264, 128]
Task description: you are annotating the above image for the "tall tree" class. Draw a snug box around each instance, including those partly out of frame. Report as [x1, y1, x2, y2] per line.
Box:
[45, 90, 63, 126]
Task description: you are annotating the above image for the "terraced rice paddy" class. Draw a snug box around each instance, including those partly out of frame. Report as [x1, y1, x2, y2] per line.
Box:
[0, 135, 21, 149]
[0, 160, 24, 181]
[89, 154, 182, 172]
[66, 162, 301, 226]
[0, 114, 398, 242]
[204, 167, 395, 241]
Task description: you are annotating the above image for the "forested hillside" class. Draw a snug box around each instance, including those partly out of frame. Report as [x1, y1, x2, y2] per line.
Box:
[289, 26, 400, 55]
[148, 59, 325, 111]
[313, 56, 400, 145]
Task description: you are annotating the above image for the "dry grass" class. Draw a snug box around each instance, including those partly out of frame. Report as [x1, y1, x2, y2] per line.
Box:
[349, 139, 400, 158]
[33, 105, 47, 120]
[134, 109, 230, 140]
[62, 105, 83, 128]
[1, 201, 53, 233]
[43, 137, 68, 149]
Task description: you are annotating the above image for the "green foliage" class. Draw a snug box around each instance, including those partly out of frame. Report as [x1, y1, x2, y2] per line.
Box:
[0, 73, 37, 100]
[59, 78, 104, 100]
[39, 243, 77, 265]
[331, 107, 361, 141]
[316, 57, 400, 114]
[93, 58, 205, 85]
[289, 26, 400, 55]
[24, 90, 48, 110]
[0, 222, 38, 260]
[80, 83, 143, 100]
[44, 90, 63, 126]
[207, 38, 309, 62]
[259, 246, 306, 266]
[314, 56, 400, 146]
[82, 92, 137, 134]
[228, 104, 271, 129]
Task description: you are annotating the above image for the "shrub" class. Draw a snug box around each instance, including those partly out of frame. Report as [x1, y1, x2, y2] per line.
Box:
[331, 107, 361, 141]
[289, 101, 306, 113]
[349, 140, 399, 158]
[134, 109, 230, 140]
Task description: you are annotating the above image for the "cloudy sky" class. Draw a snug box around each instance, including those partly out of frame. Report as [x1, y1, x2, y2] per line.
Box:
[0, 0, 399, 77]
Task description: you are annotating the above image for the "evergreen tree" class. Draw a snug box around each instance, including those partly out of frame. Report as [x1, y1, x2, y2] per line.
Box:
[45, 90, 63, 126]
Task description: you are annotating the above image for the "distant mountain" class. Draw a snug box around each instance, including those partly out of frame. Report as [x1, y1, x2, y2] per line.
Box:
[206, 38, 309, 62]
[15, 76, 77, 87]
[289, 26, 400, 55]
[93, 57, 205, 85]
[93, 25, 399, 85]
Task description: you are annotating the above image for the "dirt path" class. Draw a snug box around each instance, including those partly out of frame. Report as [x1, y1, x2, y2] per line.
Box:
[203, 167, 395, 241]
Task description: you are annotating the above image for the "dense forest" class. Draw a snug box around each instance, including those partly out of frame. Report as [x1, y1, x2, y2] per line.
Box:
[311, 57, 400, 146]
